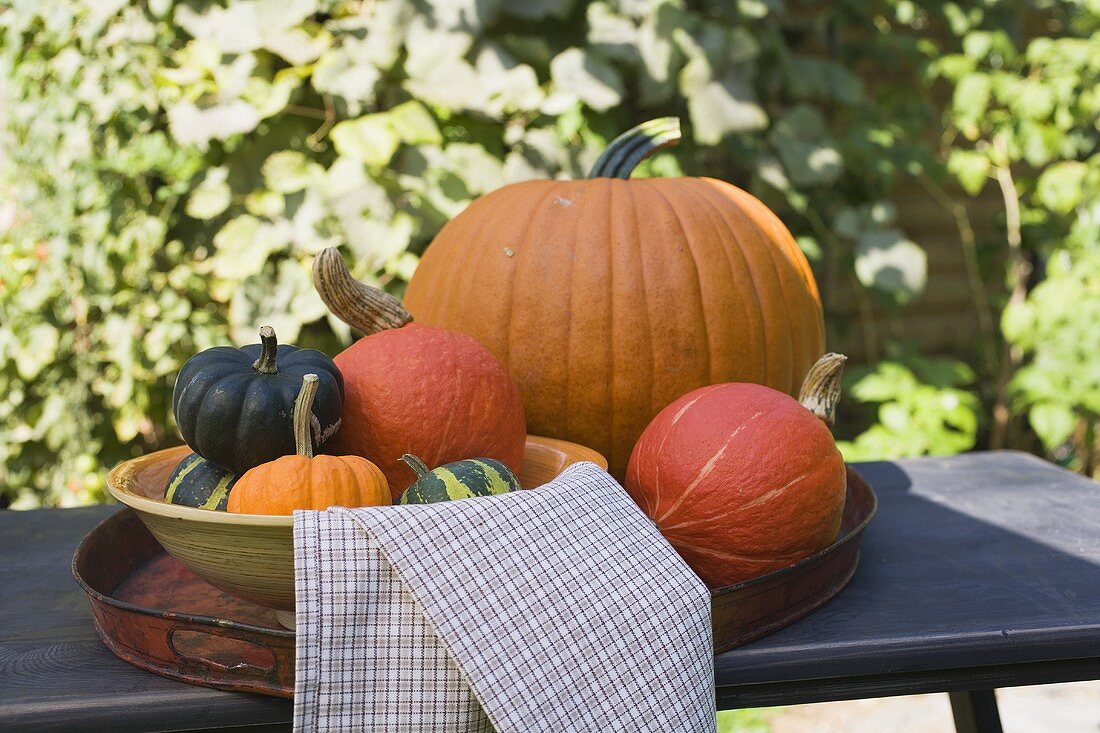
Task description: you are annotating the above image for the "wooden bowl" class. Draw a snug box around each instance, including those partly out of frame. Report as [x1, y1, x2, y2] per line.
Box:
[107, 436, 607, 625]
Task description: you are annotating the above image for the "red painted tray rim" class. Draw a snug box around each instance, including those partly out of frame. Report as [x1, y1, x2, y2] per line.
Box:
[72, 510, 295, 639]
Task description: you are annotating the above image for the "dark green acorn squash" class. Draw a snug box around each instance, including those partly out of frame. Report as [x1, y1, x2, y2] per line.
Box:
[172, 326, 343, 474]
[398, 454, 522, 505]
[165, 452, 238, 511]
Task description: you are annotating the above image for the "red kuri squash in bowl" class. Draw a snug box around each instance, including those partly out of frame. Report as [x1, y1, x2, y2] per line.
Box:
[313, 248, 526, 497]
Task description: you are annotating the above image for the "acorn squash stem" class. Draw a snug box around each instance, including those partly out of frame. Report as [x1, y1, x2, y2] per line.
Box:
[313, 247, 413, 336]
[252, 326, 279, 374]
[401, 454, 431, 479]
[587, 117, 682, 179]
[797, 353, 847, 426]
[293, 374, 320, 458]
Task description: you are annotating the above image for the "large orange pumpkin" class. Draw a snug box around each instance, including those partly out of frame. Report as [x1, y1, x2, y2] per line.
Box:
[404, 118, 824, 478]
[625, 354, 847, 588]
[313, 248, 526, 497]
[228, 374, 391, 514]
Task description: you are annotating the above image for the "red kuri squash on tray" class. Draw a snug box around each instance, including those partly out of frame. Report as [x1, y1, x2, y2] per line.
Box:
[626, 354, 848, 588]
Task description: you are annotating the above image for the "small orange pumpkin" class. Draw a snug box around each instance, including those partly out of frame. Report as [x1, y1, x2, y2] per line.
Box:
[227, 374, 390, 514]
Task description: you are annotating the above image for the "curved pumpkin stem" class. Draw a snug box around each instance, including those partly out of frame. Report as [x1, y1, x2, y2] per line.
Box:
[798, 353, 847, 426]
[252, 326, 279, 374]
[587, 117, 682, 180]
[401, 454, 431, 479]
[293, 374, 320, 458]
[313, 248, 413, 336]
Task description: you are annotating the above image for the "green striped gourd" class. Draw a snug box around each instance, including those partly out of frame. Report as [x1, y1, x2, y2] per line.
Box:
[398, 454, 521, 505]
[165, 452, 238, 511]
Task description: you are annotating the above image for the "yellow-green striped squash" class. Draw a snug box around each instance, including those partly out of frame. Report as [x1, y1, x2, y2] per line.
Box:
[398, 454, 521, 505]
[165, 452, 238, 511]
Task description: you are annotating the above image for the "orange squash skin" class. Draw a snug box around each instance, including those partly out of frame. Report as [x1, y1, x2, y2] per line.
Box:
[625, 382, 845, 588]
[404, 177, 824, 479]
[326, 323, 526, 499]
[227, 454, 390, 515]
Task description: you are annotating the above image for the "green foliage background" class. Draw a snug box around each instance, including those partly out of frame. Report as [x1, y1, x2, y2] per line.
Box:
[1, 0, 1097, 507]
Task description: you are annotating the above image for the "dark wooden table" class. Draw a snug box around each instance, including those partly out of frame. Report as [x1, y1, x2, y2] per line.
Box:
[2, 451, 1098, 732]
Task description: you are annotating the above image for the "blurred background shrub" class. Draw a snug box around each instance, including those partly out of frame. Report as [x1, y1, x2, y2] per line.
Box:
[0, 0, 1096, 507]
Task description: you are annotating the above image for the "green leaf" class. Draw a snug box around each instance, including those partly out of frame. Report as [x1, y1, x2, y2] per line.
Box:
[229, 258, 324, 346]
[952, 73, 991, 130]
[331, 115, 400, 167]
[636, 2, 686, 104]
[185, 167, 231, 220]
[265, 27, 331, 66]
[587, 2, 638, 61]
[770, 107, 842, 186]
[1036, 162, 1088, 214]
[796, 235, 822, 262]
[549, 47, 624, 112]
[211, 215, 290, 282]
[787, 57, 863, 105]
[947, 149, 990, 196]
[1011, 79, 1056, 120]
[855, 229, 928, 302]
[262, 151, 323, 194]
[312, 41, 382, 114]
[167, 101, 261, 150]
[686, 68, 769, 144]
[442, 143, 506, 194]
[388, 101, 442, 145]
[851, 363, 915, 402]
[1029, 403, 1076, 451]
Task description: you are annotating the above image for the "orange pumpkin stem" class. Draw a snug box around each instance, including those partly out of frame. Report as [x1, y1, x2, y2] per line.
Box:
[312, 247, 414, 336]
[797, 353, 847, 426]
[252, 326, 279, 374]
[401, 454, 431, 479]
[293, 374, 320, 458]
[588, 117, 682, 179]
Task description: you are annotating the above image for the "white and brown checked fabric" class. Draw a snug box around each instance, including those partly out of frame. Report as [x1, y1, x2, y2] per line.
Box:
[293, 461, 716, 733]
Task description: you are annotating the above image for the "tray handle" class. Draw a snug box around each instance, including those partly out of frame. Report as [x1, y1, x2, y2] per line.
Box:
[167, 625, 281, 679]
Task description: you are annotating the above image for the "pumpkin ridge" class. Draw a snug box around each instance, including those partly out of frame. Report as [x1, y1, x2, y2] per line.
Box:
[609, 180, 624, 478]
[681, 180, 754, 383]
[341, 457, 361, 507]
[436, 332, 465, 461]
[714, 183, 803, 391]
[648, 180, 713, 386]
[685, 181, 773, 385]
[623, 180, 654, 456]
[443, 183, 523, 355]
[194, 372, 245, 465]
[560, 181, 584, 440]
[505, 182, 570, 378]
[666, 179, 754, 384]
[748, 190, 826, 386]
[234, 378, 277, 468]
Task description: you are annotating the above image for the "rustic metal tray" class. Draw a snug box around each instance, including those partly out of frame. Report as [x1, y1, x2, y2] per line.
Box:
[74, 467, 874, 696]
[73, 507, 296, 697]
[711, 466, 877, 652]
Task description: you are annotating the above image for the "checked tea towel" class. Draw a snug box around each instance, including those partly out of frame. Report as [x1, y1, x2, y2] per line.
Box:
[293, 461, 715, 732]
